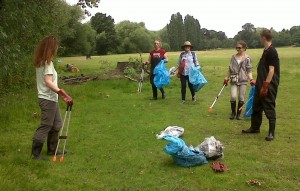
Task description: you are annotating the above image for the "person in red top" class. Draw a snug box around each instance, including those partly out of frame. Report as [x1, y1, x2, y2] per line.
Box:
[144, 40, 168, 100]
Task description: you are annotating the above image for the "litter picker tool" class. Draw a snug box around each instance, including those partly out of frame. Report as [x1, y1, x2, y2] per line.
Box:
[245, 106, 253, 115]
[53, 105, 72, 163]
[137, 66, 144, 93]
[137, 53, 144, 93]
[238, 96, 253, 111]
[208, 85, 226, 112]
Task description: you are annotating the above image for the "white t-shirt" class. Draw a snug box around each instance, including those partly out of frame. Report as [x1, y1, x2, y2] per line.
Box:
[36, 61, 58, 102]
[178, 51, 199, 76]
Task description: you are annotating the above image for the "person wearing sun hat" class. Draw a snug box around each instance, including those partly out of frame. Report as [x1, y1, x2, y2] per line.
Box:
[175, 41, 200, 103]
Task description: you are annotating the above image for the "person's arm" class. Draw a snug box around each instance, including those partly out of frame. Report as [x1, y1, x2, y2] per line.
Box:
[45, 74, 73, 105]
[265, 66, 275, 82]
[144, 54, 151, 65]
[223, 70, 231, 86]
[260, 65, 275, 97]
[224, 57, 233, 86]
[44, 74, 60, 92]
[194, 53, 200, 66]
[248, 72, 255, 86]
[163, 52, 168, 63]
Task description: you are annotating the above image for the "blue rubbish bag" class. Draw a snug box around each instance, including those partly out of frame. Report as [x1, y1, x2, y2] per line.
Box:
[154, 59, 170, 89]
[163, 135, 208, 167]
[244, 86, 255, 118]
[189, 65, 208, 92]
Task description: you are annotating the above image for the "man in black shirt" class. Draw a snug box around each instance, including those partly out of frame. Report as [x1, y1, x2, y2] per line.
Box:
[242, 29, 280, 141]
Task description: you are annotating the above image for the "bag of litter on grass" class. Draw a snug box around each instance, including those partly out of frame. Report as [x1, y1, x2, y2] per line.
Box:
[189, 65, 208, 92]
[154, 59, 170, 89]
[198, 136, 224, 160]
[163, 135, 208, 167]
[156, 126, 184, 139]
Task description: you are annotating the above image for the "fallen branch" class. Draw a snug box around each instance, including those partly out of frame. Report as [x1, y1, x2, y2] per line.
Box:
[60, 75, 98, 85]
[124, 75, 138, 82]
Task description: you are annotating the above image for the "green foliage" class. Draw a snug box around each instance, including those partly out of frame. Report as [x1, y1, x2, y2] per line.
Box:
[167, 12, 186, 51]
[164, 13, 232, 51]
[184, 14, 201, 50]
[115, 21, 153, 54]
[90, 13, 117, 55]
[291, 31, 300, 45]
[58, 7, 97, 56]
[0, 0, 87, 91]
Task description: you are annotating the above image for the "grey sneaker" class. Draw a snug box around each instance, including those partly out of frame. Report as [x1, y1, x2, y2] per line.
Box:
[181, 100, 186, 104]
[192, 96, 196, 102]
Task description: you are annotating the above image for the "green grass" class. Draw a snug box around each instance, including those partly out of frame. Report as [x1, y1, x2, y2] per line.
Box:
[1, 47, 300, 190]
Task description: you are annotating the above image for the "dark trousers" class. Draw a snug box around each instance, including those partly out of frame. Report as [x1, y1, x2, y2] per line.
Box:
[180, 75, 195, 101]
[251, 88, 276, 129]
[33, 99, 62, 143]
[150, 75, 164, 98]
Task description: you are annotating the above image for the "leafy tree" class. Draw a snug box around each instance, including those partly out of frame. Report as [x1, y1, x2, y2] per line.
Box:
[90, 12, 117, 54]
[291, 31, 300, 45]
[0, 0, 79, 90]
[115, 21, 153, 54]
[61, 23, 96, 56]
[234, 23, 259, 48]
[76, 0, 100, 16]
[184, 15, 201, 50]
[167, 12, 185, 51]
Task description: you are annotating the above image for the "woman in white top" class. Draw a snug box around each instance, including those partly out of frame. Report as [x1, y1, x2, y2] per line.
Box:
[32, 36, 73, 160]
[223, 40, 255, 120]
[176, 41, 200, 103]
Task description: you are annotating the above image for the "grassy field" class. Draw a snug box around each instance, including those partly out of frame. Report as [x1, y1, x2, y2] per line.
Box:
[0, 47, 300, 190]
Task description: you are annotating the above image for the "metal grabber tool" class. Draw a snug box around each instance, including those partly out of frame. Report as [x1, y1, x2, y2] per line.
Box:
[53, 105, 72, 162]
[208, 85, 226, 112]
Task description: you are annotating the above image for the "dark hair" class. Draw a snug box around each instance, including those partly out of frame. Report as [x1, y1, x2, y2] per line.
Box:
[260, 29, 272, 41]
[34, 35, 58, 67]
[236, 40, 248, 50]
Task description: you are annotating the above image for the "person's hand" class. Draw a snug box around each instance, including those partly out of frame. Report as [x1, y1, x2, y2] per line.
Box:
[143, 61, 149, 65]
[260, 81, 270, 97]
[250, 79, 256, 86]
[57, 89, 73, 106]
[223, 78, 229, 86]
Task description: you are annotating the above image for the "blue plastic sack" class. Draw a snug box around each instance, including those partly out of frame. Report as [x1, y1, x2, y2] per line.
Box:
[244, 86, 255, 118]
[154, 59, 170, 89]
[189, 65, 208, 92]
[163, 135, 208, 167]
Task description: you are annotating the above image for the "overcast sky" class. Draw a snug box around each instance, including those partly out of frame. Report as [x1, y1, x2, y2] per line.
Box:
[66, 0, 299, 38]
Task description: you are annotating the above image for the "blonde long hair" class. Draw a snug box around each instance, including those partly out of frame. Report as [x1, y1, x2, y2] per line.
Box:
[34, 36, 58, 67]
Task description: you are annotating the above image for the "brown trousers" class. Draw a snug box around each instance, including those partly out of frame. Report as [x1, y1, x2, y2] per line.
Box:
[33, 99, 62, 143]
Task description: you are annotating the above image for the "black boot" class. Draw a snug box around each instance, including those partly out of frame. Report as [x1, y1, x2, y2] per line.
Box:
[236, 101, 244, 120]
[229, 101, 236, 120]
[160, 89, 165, 99]
[265, 119, 276, 141]
[31, 140, 49, 160]
[242, 127, 260, 133]
[47, 130, 66, 156]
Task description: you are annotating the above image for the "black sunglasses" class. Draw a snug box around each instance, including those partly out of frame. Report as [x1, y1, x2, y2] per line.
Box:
[236, 47, 242, 50]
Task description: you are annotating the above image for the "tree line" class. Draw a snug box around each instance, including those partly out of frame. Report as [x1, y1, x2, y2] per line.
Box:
[1, 0, 300, 92]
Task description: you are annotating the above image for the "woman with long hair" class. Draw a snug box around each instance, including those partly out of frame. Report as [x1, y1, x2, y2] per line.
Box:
[32, 36, 73, 160]
[223, 40, 254, 120]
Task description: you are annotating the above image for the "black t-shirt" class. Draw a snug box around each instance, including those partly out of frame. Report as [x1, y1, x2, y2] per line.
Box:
[256, 45, 280, 88]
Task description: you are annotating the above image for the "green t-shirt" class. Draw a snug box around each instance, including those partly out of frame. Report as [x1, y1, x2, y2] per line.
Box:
[36, 61, 58, 102]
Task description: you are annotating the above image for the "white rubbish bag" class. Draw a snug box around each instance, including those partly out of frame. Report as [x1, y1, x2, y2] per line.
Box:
[156, 126, 184, 139]
[198, 136, 224, 160]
